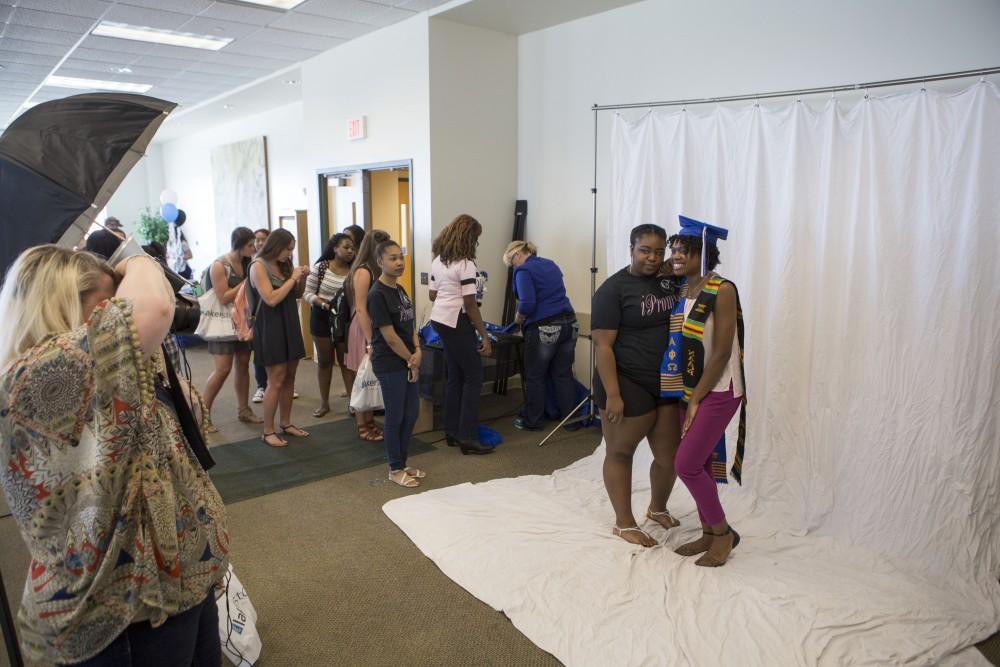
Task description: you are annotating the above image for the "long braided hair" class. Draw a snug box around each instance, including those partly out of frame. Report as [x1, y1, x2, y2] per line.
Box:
[432, 214, 481, 266]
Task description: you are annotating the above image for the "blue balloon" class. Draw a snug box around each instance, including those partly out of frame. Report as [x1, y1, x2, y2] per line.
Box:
[161, 202, 179, 223]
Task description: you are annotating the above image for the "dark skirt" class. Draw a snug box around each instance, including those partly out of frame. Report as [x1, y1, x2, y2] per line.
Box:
[251, 291, 306, 367]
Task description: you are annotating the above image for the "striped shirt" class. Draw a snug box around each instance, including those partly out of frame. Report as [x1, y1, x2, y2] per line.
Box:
[303, 261, 348, 306]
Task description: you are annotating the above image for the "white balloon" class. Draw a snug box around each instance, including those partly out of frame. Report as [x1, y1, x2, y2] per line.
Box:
[159, 189, 178, 205]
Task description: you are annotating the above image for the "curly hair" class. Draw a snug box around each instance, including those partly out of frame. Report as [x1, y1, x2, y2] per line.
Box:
[667, 233, 721, 271]
[433, 214, 482, 266]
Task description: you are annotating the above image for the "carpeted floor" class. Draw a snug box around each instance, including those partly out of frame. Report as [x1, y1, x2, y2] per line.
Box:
[1, 348, 998, 666]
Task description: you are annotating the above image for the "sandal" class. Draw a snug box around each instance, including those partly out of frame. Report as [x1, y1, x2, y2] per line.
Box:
[204, 416, 218, 434]
[612, 525, 657, 547]
[312, 406, 331, 418]
[261, 432, 288, 447]
[403, 467, 426, 479]
[695, 527, 741, 567]
[675, 532, 713, 557]
[366, 421, 383, 437]
[279, 424, 310, 437]
[357, 424, 384, 442]
[389, 470, 420, 488]
[645, 507, 680, 530]
[238, 407, 263, 424]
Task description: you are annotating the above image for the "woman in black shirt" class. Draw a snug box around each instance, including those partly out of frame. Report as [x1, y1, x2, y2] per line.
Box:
[368, 240, 425, 488]
[593, 224, 683, 547]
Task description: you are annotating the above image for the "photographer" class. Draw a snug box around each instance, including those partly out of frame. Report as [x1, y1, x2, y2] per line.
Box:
[0, 245, 230, 665]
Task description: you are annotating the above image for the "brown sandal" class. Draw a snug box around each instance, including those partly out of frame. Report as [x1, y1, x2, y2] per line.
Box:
[366, 421, 383, 437]
[279, 424, 310, 437]
[261, 432, 288, 447]
[357, 424, 383, 441]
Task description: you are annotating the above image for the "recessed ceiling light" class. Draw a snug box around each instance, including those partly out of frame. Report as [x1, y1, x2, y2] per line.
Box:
[225, 0, 307, 9]
[223, 104, 235, 110]
[284, 79, 297, 85]
[113, 66, 133, 74]
[45, 74, 152, 94]
[92, 21, 233, 51]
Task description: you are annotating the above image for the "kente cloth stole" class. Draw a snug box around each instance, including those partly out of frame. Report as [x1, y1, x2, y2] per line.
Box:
[659, 282, 687, 399]
[680, 273, 747, 485]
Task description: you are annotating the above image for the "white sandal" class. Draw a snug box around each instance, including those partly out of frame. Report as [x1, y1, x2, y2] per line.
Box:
[645, 507, 680, 529]
[612, 525, 657, 545]
[389, 470, 420, 488]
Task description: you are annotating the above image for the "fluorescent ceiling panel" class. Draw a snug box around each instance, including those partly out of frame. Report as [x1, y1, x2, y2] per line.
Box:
[225, 0, 307, 9]
[45, 74, 153, 93]
[92, 21, 233, 51]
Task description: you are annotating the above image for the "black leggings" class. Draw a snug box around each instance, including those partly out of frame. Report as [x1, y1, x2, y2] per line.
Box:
[432, 315, 482, 443]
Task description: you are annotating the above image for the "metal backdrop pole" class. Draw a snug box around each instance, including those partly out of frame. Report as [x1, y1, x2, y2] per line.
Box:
[538, 105, 601, 447]
[592, 66, 1000, 111]
[0, 564, 24, 667]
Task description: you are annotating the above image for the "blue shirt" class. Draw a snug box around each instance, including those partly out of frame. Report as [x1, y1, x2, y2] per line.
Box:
[513, 255, 574, 327]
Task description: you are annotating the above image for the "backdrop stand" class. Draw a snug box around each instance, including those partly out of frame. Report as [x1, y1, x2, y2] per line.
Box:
[538, 105, 600, 446]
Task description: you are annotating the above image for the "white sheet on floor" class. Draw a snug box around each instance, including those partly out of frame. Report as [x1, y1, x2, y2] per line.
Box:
[384, 442, 1000, 666]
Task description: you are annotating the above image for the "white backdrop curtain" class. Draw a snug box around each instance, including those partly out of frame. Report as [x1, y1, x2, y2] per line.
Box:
[609, 82, 1000, 589]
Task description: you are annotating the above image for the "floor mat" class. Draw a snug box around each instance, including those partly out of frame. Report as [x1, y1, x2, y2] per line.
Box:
[383, 441, 1000, 666]
[209, 419, 436, 504]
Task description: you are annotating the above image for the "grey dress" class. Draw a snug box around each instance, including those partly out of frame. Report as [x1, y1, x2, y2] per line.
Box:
[249, 260, 306, 367]
[206, 256, 252, 355]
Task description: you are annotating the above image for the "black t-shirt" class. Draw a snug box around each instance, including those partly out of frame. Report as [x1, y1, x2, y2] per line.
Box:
[591, 267, 679, 391]
[368, 280, 416, 374]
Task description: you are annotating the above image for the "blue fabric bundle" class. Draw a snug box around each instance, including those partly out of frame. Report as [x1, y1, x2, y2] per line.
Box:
[477, 424, 503, 447]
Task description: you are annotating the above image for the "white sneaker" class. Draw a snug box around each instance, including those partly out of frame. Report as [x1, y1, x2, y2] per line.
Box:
[252, 388, 265, 403]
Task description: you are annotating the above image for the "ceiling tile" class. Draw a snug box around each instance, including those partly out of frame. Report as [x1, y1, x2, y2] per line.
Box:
[186, 60, 271, 77]
[0, 61, 54, 77]
[221, 38, 322, 61]
[295, 0, 389, 22]
[3, 23, 83, 46]
[130, 54, 204, 71]
[0, 71, 46, 83]
[246, 26, 352, 49]
[8, 7, 98, 33]
[0, 82, 39, 95]
[362, 5, 415, 27]
[206, 50, 293, 70]
[55, 66, 170, 85]
[14, 0, 112, 20]
[80, 34, 159, 54]
[73, 45, 147, 63]
[198, 3, 283, 27]
[0, 37, 70, 56]
[394, 0, 447, 10]
[0, 5, 12, 23]
[101, 5, 196, 31]
[177, 17, 261, 41]
[0, 49, 61, 67]
[267, 12, 371, 39]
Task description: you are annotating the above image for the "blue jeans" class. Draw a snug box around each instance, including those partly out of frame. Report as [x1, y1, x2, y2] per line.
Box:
[432, 316, 482, 444]
[64, 593, 219, 667]
[375, 368, 420, 470]
[254, 356, 267, 390]
[521, 316, 578, 428]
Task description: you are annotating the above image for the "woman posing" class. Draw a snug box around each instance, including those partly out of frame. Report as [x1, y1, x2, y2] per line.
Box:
[304, 232, 355, 417]
[0, 247, 229, 665]
[344, 229, 391, 441]
[202, 226, 261, 431]
[249, 228, 311, 447]
[592, 224, 684, 547]
[669, 216, 747, 567]
[368, 240, 425, 488]
[502, 240, 578, 431]
[429, 214, 493, 455]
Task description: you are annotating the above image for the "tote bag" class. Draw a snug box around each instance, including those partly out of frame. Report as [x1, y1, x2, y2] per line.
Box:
[196, 288, 238, 341]
[349, 354, 384, 412]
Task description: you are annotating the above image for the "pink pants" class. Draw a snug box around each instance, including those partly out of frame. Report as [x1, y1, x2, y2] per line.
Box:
[676, 387, 742, 525]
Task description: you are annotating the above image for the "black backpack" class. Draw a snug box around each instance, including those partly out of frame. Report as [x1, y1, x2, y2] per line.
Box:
[329, 287, 350, 343]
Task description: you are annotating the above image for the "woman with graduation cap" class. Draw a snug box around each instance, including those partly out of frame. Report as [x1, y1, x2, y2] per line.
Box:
[667, 215, 748, 567]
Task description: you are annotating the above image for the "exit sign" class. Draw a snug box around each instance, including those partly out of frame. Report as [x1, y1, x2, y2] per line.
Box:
[347, 116, 367, 141]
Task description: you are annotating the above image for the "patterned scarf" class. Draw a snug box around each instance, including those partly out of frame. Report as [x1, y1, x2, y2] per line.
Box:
[659, 280, 687, 399]
[680, 273, 747, 485]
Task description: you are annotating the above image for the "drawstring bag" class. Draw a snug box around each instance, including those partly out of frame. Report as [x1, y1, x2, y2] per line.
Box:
[216, 564, 262, 666]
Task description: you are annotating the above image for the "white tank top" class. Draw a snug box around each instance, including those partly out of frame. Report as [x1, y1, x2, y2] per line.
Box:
[683, 296, 745, 398]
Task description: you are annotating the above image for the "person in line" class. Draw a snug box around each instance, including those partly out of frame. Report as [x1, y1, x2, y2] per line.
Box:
[103, 215, 126, 239]
[368, 240, 425, 488]
[252, 227, 270, 403]
[344, 224, 365, 251]
[593, 223, 684, 547]
[669, 216, 747, 567]
[201, 226, 262, 431]
[344, 229, 390, 441]
[502, 240, 579, 432]
[0, 246, 229, 665]
[249, 229, 311, 447]
[304, 232, 355, 417]
[429, 214, 493, 455]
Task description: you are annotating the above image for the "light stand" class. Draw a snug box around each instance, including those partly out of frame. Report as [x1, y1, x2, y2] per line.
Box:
[538, 105, 601, 447]
[0, 564, 24, 667]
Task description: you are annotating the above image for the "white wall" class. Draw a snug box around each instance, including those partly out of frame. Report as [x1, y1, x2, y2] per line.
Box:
[156, 101, 306, 276]
[301, 15, 432, 311]
[429, 18, 517, 323]
[517, 0, 1000, 323]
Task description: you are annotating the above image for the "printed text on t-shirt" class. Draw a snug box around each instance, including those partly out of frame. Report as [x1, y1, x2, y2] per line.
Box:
[640, 293, 674, 317]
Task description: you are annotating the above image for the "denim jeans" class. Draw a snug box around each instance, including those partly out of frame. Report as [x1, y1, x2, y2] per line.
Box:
[432, 315, 482, 444]
[520, 316, 578, 428]
[64, 593, 220, 667]
[375, 368, 420, 470]
[254, 357, 267, 390]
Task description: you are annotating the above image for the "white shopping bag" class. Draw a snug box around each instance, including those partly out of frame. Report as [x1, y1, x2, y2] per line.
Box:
[195, 289, 238, 342]
[349, 353, 384, 412]
[216, 564, 262, 667]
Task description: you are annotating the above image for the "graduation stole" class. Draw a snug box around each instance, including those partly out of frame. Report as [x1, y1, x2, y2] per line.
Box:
[681, 273, 747, 485]
[659, 281, 687, 398]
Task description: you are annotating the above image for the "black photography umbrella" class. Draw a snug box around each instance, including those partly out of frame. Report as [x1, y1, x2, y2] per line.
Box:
[0, 93, 176, 277]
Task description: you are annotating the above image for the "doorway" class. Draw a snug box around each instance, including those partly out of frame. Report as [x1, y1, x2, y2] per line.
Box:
[317, 161, 415, 297]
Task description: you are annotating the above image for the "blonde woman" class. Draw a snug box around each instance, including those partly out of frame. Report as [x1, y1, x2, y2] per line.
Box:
[0, 246, 229, 665]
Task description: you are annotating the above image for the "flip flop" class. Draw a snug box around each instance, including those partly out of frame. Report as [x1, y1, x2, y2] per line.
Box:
[312, 406, 330, 418]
